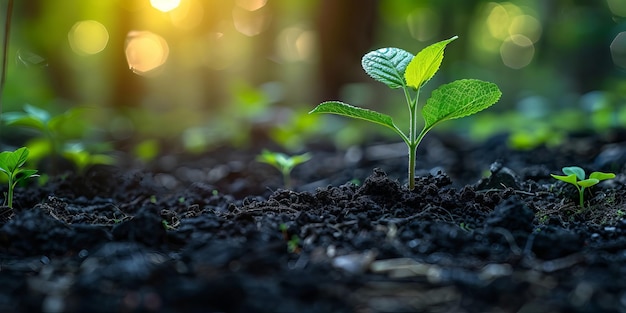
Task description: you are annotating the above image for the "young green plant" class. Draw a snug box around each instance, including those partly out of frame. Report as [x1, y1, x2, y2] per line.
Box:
[309, 36, 502, 190]
[1, 104, 114, 173]
[256, 150, 311, 189]
[0, 147, 39, 208]
[551, 166, 615, 209]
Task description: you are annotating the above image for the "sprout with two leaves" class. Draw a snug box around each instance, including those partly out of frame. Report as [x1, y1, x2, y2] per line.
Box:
[551, 166, 615, 209]
[310, 36, 502, 190]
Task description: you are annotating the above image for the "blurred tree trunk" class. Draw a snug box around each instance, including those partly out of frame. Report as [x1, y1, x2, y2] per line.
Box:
[315, 0, 378, 101]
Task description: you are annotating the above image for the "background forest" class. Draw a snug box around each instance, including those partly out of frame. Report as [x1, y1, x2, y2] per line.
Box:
[1, 0, 626, 158]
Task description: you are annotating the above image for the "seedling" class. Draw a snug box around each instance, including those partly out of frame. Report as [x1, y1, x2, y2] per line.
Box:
[279, 223, 300, 253]
[256, 149, 311, 189]
[1, 104, 114, 173]
[551, 166, 615, 209]
[0, 147, 39, 208]
[310, 36, 501, 190]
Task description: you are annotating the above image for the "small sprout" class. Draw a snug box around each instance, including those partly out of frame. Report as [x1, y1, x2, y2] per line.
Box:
[279, 223, 300, 253]
[256, 150, 311, 189]
[551, 166, 615, 209]
[2, 104, 114, 174]
[0, 147, 39, 208]
[310, 36, 501, 190]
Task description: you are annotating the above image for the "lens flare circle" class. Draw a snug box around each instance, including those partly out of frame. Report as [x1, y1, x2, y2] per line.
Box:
[150, 0, 181, 12]
[125, 31, 170, 76]
[68, 20, 109, 55]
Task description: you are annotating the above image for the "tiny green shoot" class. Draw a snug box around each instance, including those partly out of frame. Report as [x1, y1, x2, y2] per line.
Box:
[551, 166, 615, 209]
[0, 147, 39, 208]
[309, 36, 502, 190]
[279, 223, 300, 253]
[1, 104, 114, 174]
[256, 150, 311, 189]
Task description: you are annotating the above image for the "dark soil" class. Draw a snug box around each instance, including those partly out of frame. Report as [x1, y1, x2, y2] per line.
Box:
[3, 130, 626, 313]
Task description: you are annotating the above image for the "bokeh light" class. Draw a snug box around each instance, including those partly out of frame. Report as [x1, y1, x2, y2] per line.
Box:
[236, 0, 268, 12]
[150, 0, 180, 13]
[232, 6, 270, 36]
[500, 35, 534, 69]
[276, 27, 316, 62]
[611, 32, 626, 70]
[474, 2, 541, 69]
[67, 20, 109, 55]
[124, 31, 170, 76]
[406, 8, 440, 42]
[169, 0, 203, 30]
[607, 0, 626, 17]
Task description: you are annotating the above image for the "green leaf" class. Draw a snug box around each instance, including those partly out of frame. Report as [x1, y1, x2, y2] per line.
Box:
[0, 147, 30, 173]
[405, 36, 457, 90]
[577, 178, 599, 188]
[289, 153, 312, 166]
[14, 169, 39, 184]
[361, 48, 414, 89]
[422, 79, 502, 132]
[551, 173, 578, 185]
[589, 171, 616, 181]
[1, 113, 46, 131]
[562, 166, 585, 181]
[309, 101, 403, 137]
[23, 104, 50, 123]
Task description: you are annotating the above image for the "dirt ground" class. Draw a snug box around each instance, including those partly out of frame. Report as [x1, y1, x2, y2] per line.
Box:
[2, 130, 626, 312]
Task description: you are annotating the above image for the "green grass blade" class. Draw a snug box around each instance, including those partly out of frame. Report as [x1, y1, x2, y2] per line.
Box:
[361, 48, 413, 89]
[405, 36, 457, 90]
[422, 79, 502, 131]
[310, 101, 403, 137]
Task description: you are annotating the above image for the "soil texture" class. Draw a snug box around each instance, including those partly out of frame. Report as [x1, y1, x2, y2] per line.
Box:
[2, 131, 626, 313]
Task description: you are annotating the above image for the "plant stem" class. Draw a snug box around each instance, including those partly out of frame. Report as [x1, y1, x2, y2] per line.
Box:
[578, 187, 585, 209]
[282, 169, 292, 189]
[404, 86, 419, 190]
[7, 177, 13, 208]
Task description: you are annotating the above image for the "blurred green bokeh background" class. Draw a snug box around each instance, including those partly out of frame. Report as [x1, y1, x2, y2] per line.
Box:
[1, 0, 626, 154]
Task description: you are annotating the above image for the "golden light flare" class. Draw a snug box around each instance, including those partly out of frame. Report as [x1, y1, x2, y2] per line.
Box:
[232, 6, 270, 36]
[236, 0, 268, 12]
[276, 27, 316, 62]
[124, 31, 170, 76]
[150, 0, 181, 13]
[67, 20, 109, 55]
[169, 0, 204, 30]
[472, 2, 541, 68]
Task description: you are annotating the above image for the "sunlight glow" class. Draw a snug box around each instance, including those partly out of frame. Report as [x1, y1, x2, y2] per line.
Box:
[276, 27, 316, 62]
[236, 0, 268, 11]
[68, 20, 109, 55]
[406, 8, 440, 42]
[125, 31, 170, 75]
[150, 0, 181, 12]
[169, 0, 203, 30]
[474, 2, 540, 68]
[500, 35, 534, 69]
[232, 6, 270, 36]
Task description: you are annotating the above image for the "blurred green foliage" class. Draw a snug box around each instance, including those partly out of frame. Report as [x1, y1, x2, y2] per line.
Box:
[0, 0, 625, 156]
